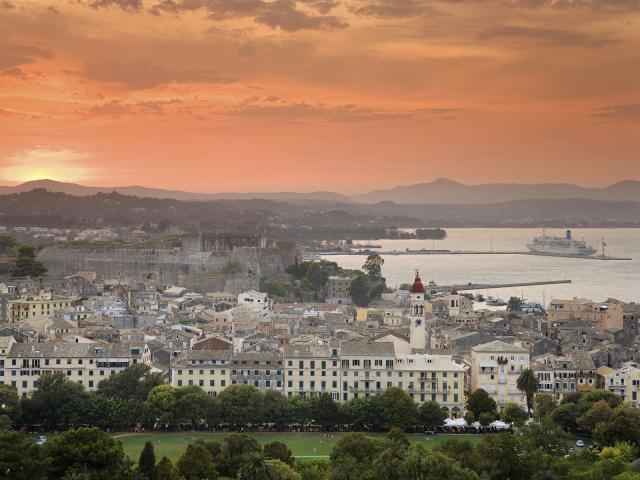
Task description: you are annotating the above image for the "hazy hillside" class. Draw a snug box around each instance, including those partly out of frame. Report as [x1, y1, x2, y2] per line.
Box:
[2, 178, 640, 204]
[350, 178, 640, 204]
[0, 180, 352, 203]
[0, 190, 639, 235]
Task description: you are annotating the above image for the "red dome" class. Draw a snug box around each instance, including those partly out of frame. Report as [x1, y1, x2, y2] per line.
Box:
[410, 270, 425, 294]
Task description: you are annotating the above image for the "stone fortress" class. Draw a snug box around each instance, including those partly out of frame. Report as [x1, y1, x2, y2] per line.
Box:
[38, 232, 297, 294]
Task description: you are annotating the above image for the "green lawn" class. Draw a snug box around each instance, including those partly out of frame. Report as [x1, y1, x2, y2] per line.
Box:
[115, 432, 482, 462]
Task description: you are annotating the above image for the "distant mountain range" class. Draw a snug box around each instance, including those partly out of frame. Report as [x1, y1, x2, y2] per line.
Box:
[1, 178, 640, 204]
[349, 178, 640, 204]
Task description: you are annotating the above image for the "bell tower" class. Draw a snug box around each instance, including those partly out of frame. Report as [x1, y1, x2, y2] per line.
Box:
[409, 269, 426, 350]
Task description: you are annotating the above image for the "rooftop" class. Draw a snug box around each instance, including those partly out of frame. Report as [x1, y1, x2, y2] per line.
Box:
[472, 339, 528, 353]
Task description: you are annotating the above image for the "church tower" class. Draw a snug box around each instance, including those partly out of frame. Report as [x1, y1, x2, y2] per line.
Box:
[409, 269, 427, 350]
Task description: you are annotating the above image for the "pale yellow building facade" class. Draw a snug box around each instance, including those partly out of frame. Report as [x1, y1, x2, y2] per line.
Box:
[470, 340, 530, 409]
[8, 294, 73, 323]
[0, 341, 143, 395]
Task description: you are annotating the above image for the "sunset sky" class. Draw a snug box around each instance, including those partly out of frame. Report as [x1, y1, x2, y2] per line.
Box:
[0, 0, 638, 192]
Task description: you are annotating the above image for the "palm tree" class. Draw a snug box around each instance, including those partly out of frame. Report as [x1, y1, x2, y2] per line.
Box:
[238, 453, 275, 480]
[517, 368, 540, 417]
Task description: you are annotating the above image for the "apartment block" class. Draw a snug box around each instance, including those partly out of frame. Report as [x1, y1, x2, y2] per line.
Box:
[170, 341, 467, 416]
[8, 294, 73, 323]
[171, 350, 283, 395]
[0, 341, 143, 395]
[548, 298, 623, 334]
[283, 344, 341, 400]
[326, 276, 352, 305]
[470, 340, 530, 409]
[394, 353, 465, 416]
[598, 362, 640, 407]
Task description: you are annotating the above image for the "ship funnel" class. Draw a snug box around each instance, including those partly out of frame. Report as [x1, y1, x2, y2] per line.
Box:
[566, 230, 572, 240]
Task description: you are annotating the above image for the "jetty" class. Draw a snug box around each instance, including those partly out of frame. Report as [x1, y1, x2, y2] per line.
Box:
[313, 249, 631, 261]
[433, 279, 572, 293]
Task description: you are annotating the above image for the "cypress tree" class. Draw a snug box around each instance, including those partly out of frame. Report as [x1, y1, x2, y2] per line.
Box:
[139, 441, 157, 480]
[156, 457, 180, 480]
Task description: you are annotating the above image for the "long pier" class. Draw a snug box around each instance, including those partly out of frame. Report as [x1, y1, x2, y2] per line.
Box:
[437, 279, 572, 292]
[314, 250, 631, 261]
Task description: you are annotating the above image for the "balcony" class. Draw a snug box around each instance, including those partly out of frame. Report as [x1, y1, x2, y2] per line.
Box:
[480, 367, 497, 374]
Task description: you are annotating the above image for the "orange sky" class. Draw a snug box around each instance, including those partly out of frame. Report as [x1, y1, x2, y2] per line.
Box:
[0, 0, 639, 193]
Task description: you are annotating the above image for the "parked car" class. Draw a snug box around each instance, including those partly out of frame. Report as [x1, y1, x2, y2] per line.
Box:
[576, 440, 585, 448]
[36, 436, 47, 445]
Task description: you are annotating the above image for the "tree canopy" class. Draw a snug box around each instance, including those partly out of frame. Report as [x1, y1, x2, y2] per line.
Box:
[10, 244, 47, 278]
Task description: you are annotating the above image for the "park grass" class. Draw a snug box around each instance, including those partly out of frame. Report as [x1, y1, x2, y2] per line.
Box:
[115, 432, 483, 462]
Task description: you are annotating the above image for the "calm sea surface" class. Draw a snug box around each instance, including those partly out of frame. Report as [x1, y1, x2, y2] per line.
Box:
[321, 228, 640, 305]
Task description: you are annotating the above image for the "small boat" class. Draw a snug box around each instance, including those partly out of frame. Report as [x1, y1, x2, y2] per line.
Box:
[522, 301, 546, 314]
[487, 297, 506, 307]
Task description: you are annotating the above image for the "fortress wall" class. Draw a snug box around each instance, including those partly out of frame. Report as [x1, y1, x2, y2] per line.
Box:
[37, 244, 291, 288]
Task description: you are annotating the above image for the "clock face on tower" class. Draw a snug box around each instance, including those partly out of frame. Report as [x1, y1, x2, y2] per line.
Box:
[415, 319, 422, 327]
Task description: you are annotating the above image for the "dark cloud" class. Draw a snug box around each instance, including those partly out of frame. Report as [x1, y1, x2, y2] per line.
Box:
[150, 0, 266, 18]
[478, 26, 618, 47]
[0, 44, 54, 75]
[593, 103, 640, 121]
[150, 0, 347, 30]
[1, 67, 25, 77]
[256, 0, 347, 31]
[352, 0, 431, 17]
[150, 0, 250, 17]
[298, 0, 339, 13]
[89, 0, 144, 10]
[231, 100, 458, 122]
[81, 61, 235, 89]
[84, 99, 182, 117]
[505, 0, 640, 11]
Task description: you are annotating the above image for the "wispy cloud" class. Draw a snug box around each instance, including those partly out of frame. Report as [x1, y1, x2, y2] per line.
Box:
[478, 25, 618, 47]
[592, 103, 640, 121]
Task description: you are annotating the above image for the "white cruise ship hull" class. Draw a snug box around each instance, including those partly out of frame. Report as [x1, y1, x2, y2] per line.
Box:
[527, 243, 597, 256]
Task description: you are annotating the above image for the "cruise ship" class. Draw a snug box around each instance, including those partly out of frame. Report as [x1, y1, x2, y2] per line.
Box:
[527, 230, 597, 257]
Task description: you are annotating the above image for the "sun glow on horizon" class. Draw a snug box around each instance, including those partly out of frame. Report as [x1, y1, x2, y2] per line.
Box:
[1, 147, 96, 184]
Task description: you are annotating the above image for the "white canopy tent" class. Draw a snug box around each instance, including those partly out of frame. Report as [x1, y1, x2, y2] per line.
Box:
[443, 418, 468, 428]
[489, 420, 510, 430]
